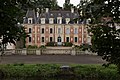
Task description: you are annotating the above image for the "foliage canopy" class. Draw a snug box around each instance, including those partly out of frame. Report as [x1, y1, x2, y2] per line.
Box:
[79, 0, 120, 71]
[0, 0, 29, 50]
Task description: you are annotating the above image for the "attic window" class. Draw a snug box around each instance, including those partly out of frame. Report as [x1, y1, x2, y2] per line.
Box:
[41, 18, 45, 24]
[58, 19, 60, 24]
[49, 18, 53, 24]
[29, 20, 32, 23]
[28, 18, 33, 24]
[65, 18, 70, 24]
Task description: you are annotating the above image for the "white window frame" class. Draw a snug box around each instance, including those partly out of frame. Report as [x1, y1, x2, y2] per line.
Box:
[74, 37, 78, 42]
[41, 37, 44, 42]
[49, 18, 53, 24]
[41, 18, 45, 24]
[57, 17, 62, 24]
[65, 18, 70, 24]
[28, 18, 33, 24]
[66, 28, 70, 34]
[74, 28, 78, 34]
[58, 28, 61, 34]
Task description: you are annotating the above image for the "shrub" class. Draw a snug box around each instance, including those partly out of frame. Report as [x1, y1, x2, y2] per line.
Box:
[64, 42, 73, 47]
[39, 45, 46, 49]
[0, 69, 4, 79]
[13, 63, 24, 66]
[27, 45, 38, 49]
[46, 42, 55, 46]
[0, 64, 120, 80]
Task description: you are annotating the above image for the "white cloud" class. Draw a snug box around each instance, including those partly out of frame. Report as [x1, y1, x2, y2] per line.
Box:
[57, 0, 80, 7]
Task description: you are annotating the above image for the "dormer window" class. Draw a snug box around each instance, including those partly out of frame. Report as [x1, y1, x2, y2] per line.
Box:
[49, 18, 53, 24]
[41, 18, 45, 24]
[29, 20, 31, 23]
[58, 19, 60, 24]
[65, 18, 70, 24]
[57, 17, 62, 24]
[28, 18, 33, 24]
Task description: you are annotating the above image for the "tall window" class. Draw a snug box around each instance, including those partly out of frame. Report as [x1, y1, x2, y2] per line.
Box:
[74, 37, 78, 42]
[66, 37, 69, 42]
[29, 37, 31, 42]
[42, 37, 44, 42]
[42, 28, 44, 34]
[29, 28, 32, 33]
[66, 28, 70, 34]
[74, 28, 78, 34]
[58, 28, 61, 34]
[50, 37, 53, 42]
[50, 28, 53, 34]
[58, 36, 61, 42]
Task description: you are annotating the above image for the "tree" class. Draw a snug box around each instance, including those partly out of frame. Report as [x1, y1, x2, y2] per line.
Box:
[0, 0, 29, 53]
[79, 0, 120, 72]
[63, 0, 75, 10]
[29, 0, 60, 12]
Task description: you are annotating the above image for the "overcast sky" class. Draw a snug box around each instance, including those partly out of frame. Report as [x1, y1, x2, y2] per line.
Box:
[57, 0, 80, 7]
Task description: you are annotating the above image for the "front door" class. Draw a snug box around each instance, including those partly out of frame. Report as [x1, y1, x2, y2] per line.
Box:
[57, 36, 62, 46]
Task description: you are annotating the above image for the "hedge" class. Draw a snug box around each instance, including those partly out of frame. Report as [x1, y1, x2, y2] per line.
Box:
[0, 64, 120, 80]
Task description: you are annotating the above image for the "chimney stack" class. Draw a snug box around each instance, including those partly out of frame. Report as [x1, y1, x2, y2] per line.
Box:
[46, 8, 49, 13]
[71, 8, 74, 13]
[36, 8, 40, 17]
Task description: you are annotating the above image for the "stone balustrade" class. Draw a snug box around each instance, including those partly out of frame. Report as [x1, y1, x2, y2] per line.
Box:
[2, 47, 97, 56]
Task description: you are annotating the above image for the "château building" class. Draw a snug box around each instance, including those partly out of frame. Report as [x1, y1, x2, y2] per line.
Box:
[23, 8, 90, 47]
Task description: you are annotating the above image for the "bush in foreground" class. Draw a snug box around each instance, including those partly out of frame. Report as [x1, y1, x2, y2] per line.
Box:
[0, 64, 120, 80]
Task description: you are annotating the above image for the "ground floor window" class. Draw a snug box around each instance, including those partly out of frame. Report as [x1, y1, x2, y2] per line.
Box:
[28, 28, 32, 33]
[66, 37, 69, 42]
[50, 37, 53, 42]
[29, 37, 31, 42]
[74, 37, 78, 42]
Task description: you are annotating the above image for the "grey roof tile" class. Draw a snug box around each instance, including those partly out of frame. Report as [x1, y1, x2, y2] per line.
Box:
[25, 8, 80, 24]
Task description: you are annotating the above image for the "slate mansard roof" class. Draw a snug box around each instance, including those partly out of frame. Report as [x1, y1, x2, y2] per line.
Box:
[23, 8, 81, 24]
